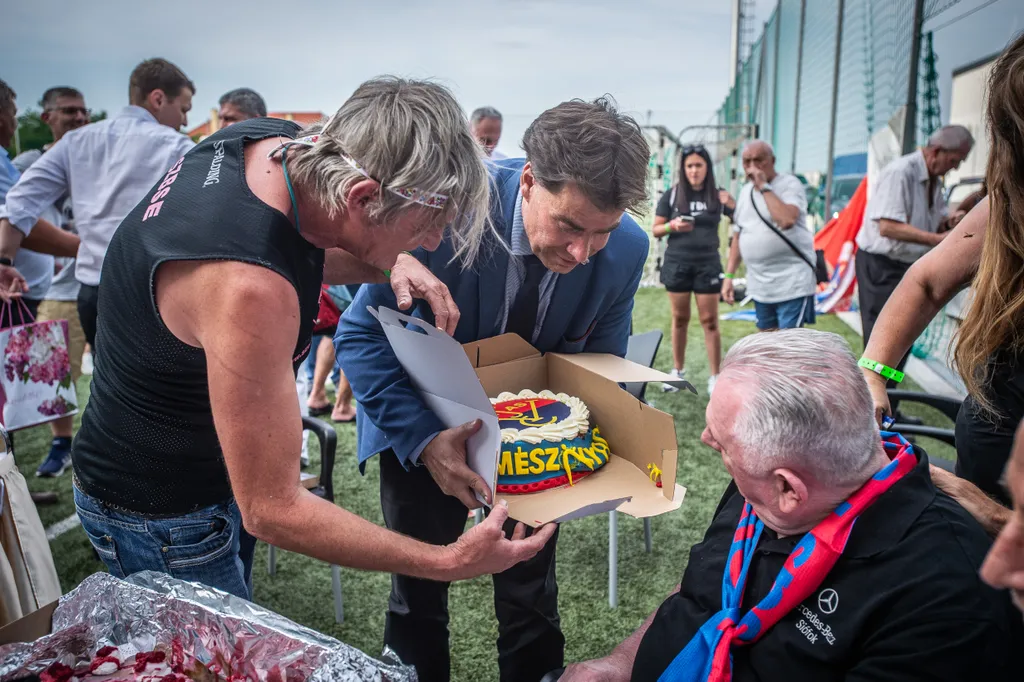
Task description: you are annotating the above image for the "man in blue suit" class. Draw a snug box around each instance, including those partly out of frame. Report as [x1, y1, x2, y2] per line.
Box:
[336, 98, 651, 682]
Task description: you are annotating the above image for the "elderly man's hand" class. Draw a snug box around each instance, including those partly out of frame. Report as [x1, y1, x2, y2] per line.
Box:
[388, 252, 460, 335]
[748, 168, 769, 191]
[559, 656, 630, 682]
[444, 503, 557, 581]
[0, 264, 27, 302]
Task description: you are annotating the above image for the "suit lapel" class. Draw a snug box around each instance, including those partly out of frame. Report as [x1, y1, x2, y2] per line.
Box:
[477, 171, 521, 339]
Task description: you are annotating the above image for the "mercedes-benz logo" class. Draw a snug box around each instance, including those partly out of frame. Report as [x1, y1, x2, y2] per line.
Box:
[818, 588, 839, 615]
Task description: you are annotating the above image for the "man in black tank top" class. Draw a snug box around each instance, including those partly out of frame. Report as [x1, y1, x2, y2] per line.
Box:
[69, 77, 555, 601]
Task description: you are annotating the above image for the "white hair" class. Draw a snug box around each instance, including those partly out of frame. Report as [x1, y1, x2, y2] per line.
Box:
[742, 139, 775, 158]
[288, 77, 492, 267]
[927, 124, 975, 151]
[720, 330, 881, 488]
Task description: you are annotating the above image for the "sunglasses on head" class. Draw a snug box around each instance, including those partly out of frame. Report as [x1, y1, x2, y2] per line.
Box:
[681, 144, 707, 156]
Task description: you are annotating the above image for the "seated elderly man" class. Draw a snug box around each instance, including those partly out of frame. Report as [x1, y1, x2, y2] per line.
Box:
[562, 330, 1021, 682]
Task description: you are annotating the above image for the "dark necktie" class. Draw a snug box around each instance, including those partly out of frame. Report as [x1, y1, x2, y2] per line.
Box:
[506, 255, 547, 341]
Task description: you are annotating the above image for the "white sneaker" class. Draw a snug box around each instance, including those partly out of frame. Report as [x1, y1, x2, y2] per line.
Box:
[662, 368, 685, 392]
[707, 375, 718, 396]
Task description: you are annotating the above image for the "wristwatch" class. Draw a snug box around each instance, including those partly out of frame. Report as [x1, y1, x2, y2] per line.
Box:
[759, 183, 773, 194]
[0, 257, 12, 267]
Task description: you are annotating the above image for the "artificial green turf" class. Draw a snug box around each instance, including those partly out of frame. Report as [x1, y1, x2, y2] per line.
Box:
[11, 288, 955, 680]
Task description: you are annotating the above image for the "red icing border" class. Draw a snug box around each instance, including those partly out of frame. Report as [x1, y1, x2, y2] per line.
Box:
[497, 469, 596, 494]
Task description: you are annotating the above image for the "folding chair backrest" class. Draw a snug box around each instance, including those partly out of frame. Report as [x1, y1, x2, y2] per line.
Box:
[623, 330, 664, 402]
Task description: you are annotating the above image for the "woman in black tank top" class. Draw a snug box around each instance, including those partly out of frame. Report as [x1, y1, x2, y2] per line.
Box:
[68, 77, 555, 601]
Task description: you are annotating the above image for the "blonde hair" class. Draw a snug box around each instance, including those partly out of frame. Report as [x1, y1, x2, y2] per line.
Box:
[954, 33, 1024, 415]
[287, 76, 492, 266]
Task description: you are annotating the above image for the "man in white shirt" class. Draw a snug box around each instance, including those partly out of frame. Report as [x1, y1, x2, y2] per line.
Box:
[470, 106, 508, 160]
[0, 58, 196, 357]
[9, 87, 91, 478]
[721, 140, 816, 330]
[855, 126, 972, 350]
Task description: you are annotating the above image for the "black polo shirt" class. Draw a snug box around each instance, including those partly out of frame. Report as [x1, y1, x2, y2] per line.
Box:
[632, 450, 1023, 681]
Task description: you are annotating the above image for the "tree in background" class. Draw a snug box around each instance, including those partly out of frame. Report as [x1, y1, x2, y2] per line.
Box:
[4, 109, 105, 157]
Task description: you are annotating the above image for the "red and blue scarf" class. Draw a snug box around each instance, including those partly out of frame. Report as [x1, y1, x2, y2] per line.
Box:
[659, 433, 917, 682]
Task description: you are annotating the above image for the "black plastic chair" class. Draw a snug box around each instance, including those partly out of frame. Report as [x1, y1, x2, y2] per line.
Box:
[266, 416, 343, 622]
[623, 330, 664, 403]
[886, 389, 960, 473]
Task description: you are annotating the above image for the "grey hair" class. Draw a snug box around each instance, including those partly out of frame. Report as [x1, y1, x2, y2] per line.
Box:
[287, 77, 491, 267]
[219, 88, 267, 119]
[522, 96, 650, 216]
[742, 139, 776, 158]
[927, 124, 974, 151]
[471, 106, 503, 125]
[721, 330, 881, 488]
[40, 87, 84, 110]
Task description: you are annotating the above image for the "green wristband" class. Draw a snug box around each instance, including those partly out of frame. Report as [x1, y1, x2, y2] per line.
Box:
[858, 357, 905, 383]
[722, 273, 734, 279]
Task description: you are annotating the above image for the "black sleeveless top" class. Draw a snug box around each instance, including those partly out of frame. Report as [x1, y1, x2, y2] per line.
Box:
[73, 118, 325, 515]
[954, 349, 1024, 508]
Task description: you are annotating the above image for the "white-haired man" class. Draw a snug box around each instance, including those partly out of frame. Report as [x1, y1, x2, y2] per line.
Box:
[720, 141, 815, 331]
[471, 106, 506, 159]
[559, 330, 1021, 681]
[855, 125, 974, 415]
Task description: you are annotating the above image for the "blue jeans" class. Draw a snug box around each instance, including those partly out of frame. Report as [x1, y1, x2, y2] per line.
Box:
[74, 485, 257, 600]
[754, 295, 816, 330]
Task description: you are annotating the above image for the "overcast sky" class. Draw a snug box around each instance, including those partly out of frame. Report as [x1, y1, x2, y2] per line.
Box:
[2, 0, 777, 157]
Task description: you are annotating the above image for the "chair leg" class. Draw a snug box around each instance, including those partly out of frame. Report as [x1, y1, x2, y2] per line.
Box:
[474, 508, 484, 526]
[608, 511, 618, 609]
[332, 565, 344, 624]
[268, 545, 277, 576]
[644, 518, 653, 554]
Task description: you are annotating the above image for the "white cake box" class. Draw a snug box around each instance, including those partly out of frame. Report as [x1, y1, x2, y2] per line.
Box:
[368, 306, 690, 526]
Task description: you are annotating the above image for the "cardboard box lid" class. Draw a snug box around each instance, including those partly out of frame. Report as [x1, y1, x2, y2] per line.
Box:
[551, 353, 696, 393]
[463, 334, 540, 368]
[368, 307, 501, 502]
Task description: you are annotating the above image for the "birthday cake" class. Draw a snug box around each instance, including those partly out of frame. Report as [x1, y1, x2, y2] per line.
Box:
[490, 389, 611, 494]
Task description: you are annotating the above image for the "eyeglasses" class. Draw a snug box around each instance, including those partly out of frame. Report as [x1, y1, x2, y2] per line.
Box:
[48, 106, 90, 117]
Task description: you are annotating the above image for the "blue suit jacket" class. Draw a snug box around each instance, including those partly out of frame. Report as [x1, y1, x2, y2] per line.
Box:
[336, 159, 649, 468]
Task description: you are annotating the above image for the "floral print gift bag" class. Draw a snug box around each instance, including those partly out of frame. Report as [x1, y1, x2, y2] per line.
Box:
[0, 300, 78, 431]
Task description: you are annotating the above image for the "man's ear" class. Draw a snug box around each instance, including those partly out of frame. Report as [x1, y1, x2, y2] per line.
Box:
[521, 162, 535, 202]
[147, 89, 166, 111]
[773, 468, 808, 516]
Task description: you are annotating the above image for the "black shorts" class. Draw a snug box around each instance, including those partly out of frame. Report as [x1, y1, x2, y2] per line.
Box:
[660, 256, 722, 294]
